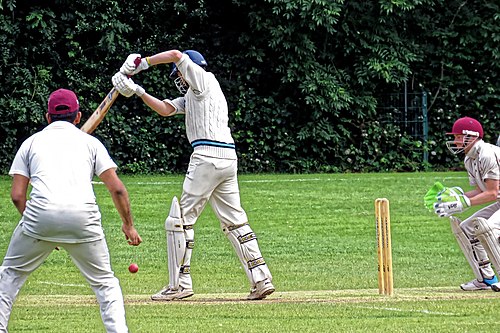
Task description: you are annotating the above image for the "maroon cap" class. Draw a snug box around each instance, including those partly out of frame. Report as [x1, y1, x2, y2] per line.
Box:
[48, 89, 79, 115]
[447, 116, 483, 138]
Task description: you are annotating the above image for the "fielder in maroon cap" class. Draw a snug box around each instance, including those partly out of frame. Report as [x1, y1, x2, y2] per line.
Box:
[2, 89, 142, 332]
[45, 88, 81, 123]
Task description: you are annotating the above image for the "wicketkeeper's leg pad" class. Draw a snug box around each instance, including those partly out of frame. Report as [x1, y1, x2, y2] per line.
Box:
[450, 216, 492, 281]
[473, 217, 500, 278]
[223, 223, 272, 286]
[165, 196, 194, 290]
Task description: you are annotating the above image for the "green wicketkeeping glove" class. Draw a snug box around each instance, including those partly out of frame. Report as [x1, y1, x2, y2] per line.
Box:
[424, 182, 446, 211]
[433, 186, 470, 217]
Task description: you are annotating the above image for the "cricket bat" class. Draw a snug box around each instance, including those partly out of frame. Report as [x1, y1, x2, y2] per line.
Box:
[80, 57, 141, 134]
[80, 88, 120, 134]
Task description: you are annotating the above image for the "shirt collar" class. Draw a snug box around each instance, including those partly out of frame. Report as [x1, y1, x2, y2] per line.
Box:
[465, 139, 484, 159]
[44, 121, 77, 131]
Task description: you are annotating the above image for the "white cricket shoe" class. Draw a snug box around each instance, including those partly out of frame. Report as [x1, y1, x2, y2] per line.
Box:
[247, 279, 275, 300]
[460, 279, 492, 291]
[151, 286, 194, 301]
[491, 282, 500, 292]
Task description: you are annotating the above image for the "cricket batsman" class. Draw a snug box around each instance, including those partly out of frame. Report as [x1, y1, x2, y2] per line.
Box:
[431, 116, 500, 291]
[111, 49, 275, 301]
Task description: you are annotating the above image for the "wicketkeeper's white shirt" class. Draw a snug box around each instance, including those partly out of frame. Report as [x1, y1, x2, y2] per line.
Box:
[464, 139, 500, 199]
[9, 121, 117, 243]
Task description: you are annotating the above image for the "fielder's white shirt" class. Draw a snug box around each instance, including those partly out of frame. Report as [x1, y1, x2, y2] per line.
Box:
[9, 121, 117, 243]
[464, 139, 500, 199]
[168, 54, 237, 160]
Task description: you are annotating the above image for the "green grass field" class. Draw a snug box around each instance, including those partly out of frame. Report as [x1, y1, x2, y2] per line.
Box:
[1, 172, 499, 332]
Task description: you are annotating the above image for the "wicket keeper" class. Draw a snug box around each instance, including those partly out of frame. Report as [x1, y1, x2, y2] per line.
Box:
[433, 116, 500, 291]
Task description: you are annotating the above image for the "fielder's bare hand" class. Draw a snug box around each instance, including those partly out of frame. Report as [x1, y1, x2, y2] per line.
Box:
[122, 224, 142, 246]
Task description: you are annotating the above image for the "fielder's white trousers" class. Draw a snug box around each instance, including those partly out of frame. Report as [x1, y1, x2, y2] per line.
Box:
[0, 223, 128, 333]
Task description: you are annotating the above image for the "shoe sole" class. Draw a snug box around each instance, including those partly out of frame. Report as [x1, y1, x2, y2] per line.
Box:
[460, 286, 491, 291]
[151, 292, 194, 301]
[492, 284, 500, 292]
[247, 287, 275, 300]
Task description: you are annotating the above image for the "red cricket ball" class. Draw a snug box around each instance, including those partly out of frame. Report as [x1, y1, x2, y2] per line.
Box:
[128, 263, 139, 274]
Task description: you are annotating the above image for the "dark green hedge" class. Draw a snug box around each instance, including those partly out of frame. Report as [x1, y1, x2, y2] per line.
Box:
[1, 0, 499, 174]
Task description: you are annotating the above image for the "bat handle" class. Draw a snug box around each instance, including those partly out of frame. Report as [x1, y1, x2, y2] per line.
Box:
[126, 57, 143, 79]
[134, 57, 142, 67]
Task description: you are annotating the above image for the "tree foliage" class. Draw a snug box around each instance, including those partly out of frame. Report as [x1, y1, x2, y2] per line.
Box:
[1, 0, 498, 173]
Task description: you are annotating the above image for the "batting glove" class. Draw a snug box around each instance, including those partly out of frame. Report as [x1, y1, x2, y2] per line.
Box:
[120, 54, 149, 76]
[112, 72, 145, 97]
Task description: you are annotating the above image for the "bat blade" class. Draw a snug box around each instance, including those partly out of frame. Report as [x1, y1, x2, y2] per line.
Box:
[81, 57, 141, 134]
[80, 87, 120, 134]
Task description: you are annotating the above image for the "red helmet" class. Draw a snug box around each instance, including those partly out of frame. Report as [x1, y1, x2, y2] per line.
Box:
[447, 117, 483, 138]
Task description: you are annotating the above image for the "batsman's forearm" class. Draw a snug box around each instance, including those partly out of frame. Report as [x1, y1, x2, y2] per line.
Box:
[141, 93, 176, 117]
[147, 50, 183, 66]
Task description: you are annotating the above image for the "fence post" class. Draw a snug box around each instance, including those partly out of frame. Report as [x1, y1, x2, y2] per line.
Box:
[422, 91, 428, 164]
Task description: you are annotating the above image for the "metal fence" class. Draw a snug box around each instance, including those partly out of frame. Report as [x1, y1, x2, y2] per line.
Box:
[377, 87, 429, 163]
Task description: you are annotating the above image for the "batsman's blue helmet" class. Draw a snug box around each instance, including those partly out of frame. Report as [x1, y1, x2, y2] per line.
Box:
[169, 50, 207, 79]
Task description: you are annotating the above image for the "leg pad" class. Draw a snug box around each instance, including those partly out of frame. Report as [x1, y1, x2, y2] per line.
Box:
[450, 217, 490, 281]
[473, 217, 500, 278]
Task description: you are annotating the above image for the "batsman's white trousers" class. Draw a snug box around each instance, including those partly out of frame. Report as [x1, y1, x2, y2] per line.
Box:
[460, 202, 500, 279]
[177, 153, 272, 288]
[0, 223, 128, 333]
[181, 153, 248, 227]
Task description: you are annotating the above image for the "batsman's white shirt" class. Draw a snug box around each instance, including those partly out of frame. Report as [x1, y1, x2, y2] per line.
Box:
[464, 139, 500, 198]
[169, 54, 237, 160]
[166, 54, 247, 227]
[158, 54, 272, 290]
[8, 121, 117, 243]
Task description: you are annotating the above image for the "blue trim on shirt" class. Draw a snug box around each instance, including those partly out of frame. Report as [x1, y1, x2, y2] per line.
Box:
[191, 139, 236, 149]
